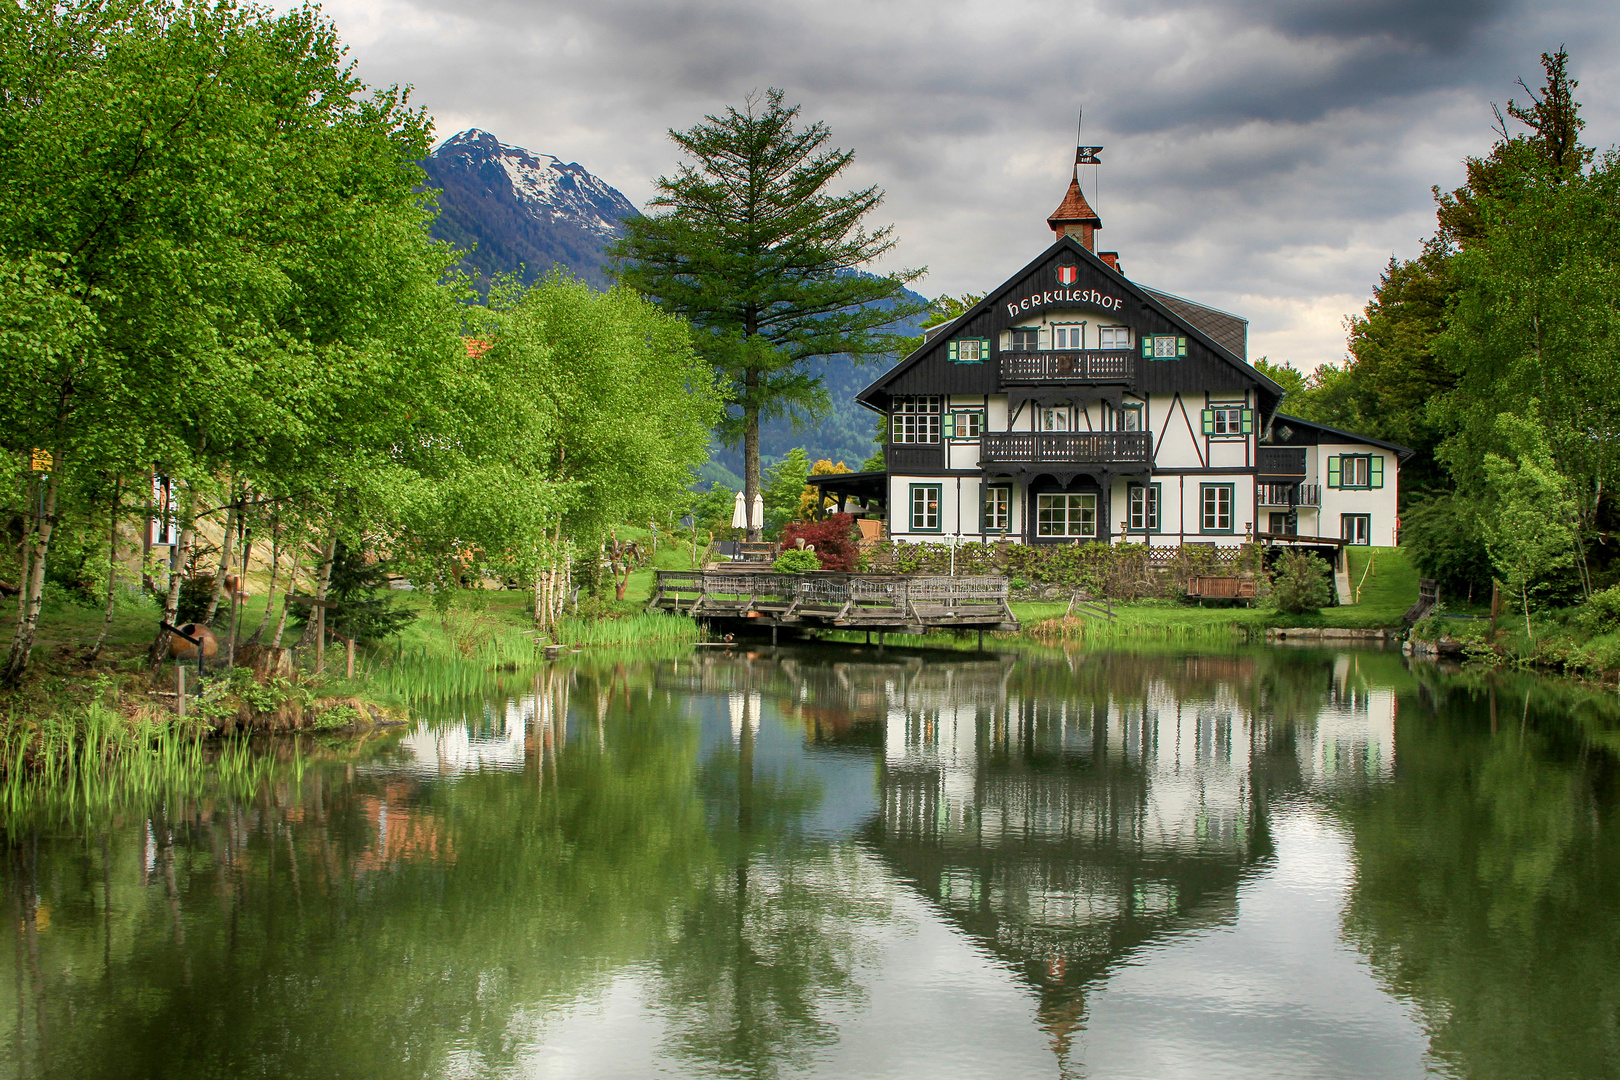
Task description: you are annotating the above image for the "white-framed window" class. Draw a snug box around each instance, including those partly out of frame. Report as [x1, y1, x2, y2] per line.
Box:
[1099, 326, 1130, 350]
[948, 410, 983, 440]
[948, 338, 988, 363]
[1053, 324, 1084, 349]
[1342, 513, 1371, 545]
[982, 485, 1011, 533]
[1040, 407, 1071, 432]
[1009, 327, 1040, 352]
[1116, 404, 1144, 431]
[1037, 493, 1096, 538]
[1152, 334, 1180, 359]
[891, 396, 942, 443]
[1342, 455, 1371, 487]
[910, 484, 942, 532]
[1128, 483, 1160, 532]
[1269, 511, 1296, 536]
[1201, 484, 1234, 533]
[1210, 406, 1243, 436]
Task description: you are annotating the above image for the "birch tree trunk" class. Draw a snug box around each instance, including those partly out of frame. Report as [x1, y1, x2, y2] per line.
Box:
[248, 517, 283, 645]
[203, 490, 238, 626]
[87, 479, 123, 662]
[150, 487, 198, 672]
[3, 463, 63, 686]
[295, 531, 337, 649]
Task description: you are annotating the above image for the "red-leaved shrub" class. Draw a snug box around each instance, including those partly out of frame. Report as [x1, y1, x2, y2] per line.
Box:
[779, 514, 861, 571]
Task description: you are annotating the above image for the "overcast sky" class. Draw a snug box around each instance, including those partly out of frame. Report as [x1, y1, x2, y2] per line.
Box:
[285, 0, 1619, 371]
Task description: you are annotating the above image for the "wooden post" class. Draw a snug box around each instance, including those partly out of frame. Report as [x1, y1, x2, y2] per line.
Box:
[346, 636, 355, 679]
[1490, 579, 1501, 638]
[176, 665, 185, 718]
[316, 604, 325, 674]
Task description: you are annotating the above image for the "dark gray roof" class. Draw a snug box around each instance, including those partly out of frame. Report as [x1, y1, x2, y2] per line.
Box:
[1140, 288, 1247, 360]
[1274, 413, 1415, 460]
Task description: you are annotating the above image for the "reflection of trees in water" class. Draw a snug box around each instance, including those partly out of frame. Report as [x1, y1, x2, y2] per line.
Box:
[0, 664, 719, 1079]
[1337, 673, 1620, 1079]
[649, 677, 893, 1079]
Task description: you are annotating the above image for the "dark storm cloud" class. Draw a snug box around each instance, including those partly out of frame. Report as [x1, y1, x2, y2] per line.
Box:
[301, 0, 1620, 367]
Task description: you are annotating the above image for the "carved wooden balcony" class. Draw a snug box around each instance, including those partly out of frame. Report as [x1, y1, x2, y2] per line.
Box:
[981, 431, 1152, 466]
[999, 350, 1135, 385]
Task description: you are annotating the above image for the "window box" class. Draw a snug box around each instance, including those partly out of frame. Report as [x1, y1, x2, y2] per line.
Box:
[1200, 483, 1234, 534]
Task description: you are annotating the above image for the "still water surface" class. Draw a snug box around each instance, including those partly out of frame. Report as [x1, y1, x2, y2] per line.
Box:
[5, 644, 1619, 1079]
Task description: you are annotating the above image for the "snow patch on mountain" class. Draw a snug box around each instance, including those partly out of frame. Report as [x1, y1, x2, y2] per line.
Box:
[431, 129, 637, 240]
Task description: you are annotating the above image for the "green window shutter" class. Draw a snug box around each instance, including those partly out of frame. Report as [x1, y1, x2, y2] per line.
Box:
[947, 340, 958, 361]
[1201, 409, 1214, 436]
[1327, 456, 1341, 488]
[1142, 337, 1153, 359]
[942, 413, 956, 438]
[1370, 455, 1384, 488]
[1177, 336, 1187, 357]
[980, 338, 991, 358]
[1241, 409, 1254, 434]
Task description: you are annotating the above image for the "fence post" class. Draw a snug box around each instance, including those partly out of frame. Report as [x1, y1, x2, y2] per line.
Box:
[176, 665, 185, 718]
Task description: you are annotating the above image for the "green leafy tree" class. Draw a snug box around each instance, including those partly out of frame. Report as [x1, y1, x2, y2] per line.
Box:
[762, 448, 811, 539]
[612, 88, 928, 540]
[1267, 549, 1334, 615]
[1479, 414, 1586, 628]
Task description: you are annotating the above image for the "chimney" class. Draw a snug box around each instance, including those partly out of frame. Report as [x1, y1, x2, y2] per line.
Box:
[1099, 252, 1121, 274]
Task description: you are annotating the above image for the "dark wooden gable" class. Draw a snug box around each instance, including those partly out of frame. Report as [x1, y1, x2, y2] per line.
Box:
[857, 235, 1284, 411]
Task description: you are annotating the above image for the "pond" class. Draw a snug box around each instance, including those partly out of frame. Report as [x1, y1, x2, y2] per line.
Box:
[4, 643, 1618, 1079]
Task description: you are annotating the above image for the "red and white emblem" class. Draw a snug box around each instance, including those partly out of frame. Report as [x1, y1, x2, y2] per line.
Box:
[1056, 265, 1078, 286]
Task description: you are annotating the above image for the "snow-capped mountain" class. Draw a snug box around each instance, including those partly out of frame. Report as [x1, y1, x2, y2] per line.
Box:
[421, 129, 638, 290]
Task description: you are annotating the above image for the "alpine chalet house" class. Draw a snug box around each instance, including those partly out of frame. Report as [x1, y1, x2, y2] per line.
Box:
[815, 149, 1410, 549]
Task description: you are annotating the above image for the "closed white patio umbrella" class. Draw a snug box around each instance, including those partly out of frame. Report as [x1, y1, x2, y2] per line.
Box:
[731, 490, 747, 529]
[751, 493, 765, 532]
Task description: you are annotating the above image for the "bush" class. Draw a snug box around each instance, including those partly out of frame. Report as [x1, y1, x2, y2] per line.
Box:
[1269, 549, 1334, 614]
[1574, 584, 1620, 634]
[1402, 495, 1493, 603]
[772, 548, 822, 574]
[780, 514, 861, 571]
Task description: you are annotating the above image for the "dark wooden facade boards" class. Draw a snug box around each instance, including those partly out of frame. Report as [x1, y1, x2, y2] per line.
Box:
[858, 235, 1284, 412]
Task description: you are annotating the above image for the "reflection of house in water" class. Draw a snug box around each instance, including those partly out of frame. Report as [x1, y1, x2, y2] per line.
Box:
[717, 648, 1399, 1057]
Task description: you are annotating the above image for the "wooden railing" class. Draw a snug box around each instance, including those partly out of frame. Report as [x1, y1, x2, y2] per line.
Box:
[981, 431, 1152, 465]
[1258, 482, 1321, 507]
[1257, 446, 1307, 475]
[648, 571, 1013, 625]
[1000, 351, 1135, 384]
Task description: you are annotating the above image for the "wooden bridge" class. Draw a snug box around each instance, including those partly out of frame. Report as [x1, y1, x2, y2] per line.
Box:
[647, 570, 1019, 638]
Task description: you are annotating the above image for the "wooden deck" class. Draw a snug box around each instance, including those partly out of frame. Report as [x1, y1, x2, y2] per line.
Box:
[648, 570, 1019, 635]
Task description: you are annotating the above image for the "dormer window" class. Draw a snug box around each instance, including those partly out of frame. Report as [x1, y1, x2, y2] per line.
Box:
[1099, 326, 1129, 350]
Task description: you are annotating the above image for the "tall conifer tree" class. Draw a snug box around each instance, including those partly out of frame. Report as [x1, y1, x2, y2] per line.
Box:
[612, 90, 926, 540]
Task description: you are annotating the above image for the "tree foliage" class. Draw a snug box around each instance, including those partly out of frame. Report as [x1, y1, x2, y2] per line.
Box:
[612, 88, 927, 539]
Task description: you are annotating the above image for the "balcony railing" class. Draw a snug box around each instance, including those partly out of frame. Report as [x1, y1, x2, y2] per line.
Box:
[885, 442, 943, 473]
[981, 431, 1152, 466]
[999, 350, 1135, 384]
[1257, 445, 1308, 476]
[1258, 483, 1321, 507]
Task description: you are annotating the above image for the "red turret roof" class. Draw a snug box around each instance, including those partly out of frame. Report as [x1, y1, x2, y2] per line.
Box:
[1047, 177, 1101, 228]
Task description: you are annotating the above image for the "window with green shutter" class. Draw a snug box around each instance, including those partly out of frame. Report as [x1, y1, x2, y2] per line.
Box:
[1327, 455, 1341, 488]
[948, 338, 989, 364]
[1241, 409, 1254, 434]
[1370, 455, 1384, 488]
[949, 411, 984, 440]
[1336, 454, 1375, 488]
[1201, 409, 1214, 435]
[1207, 405, 1244, 437]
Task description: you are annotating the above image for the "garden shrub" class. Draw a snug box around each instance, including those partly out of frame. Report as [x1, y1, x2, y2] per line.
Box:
[772, 548, 822, 574]
[1268, 549, 1334, 614]
[780, 514, 862, 571]
[1574, 584, 1620, 634]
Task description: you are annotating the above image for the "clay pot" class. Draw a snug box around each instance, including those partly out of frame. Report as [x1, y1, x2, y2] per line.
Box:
[167, 623, 219, 660]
